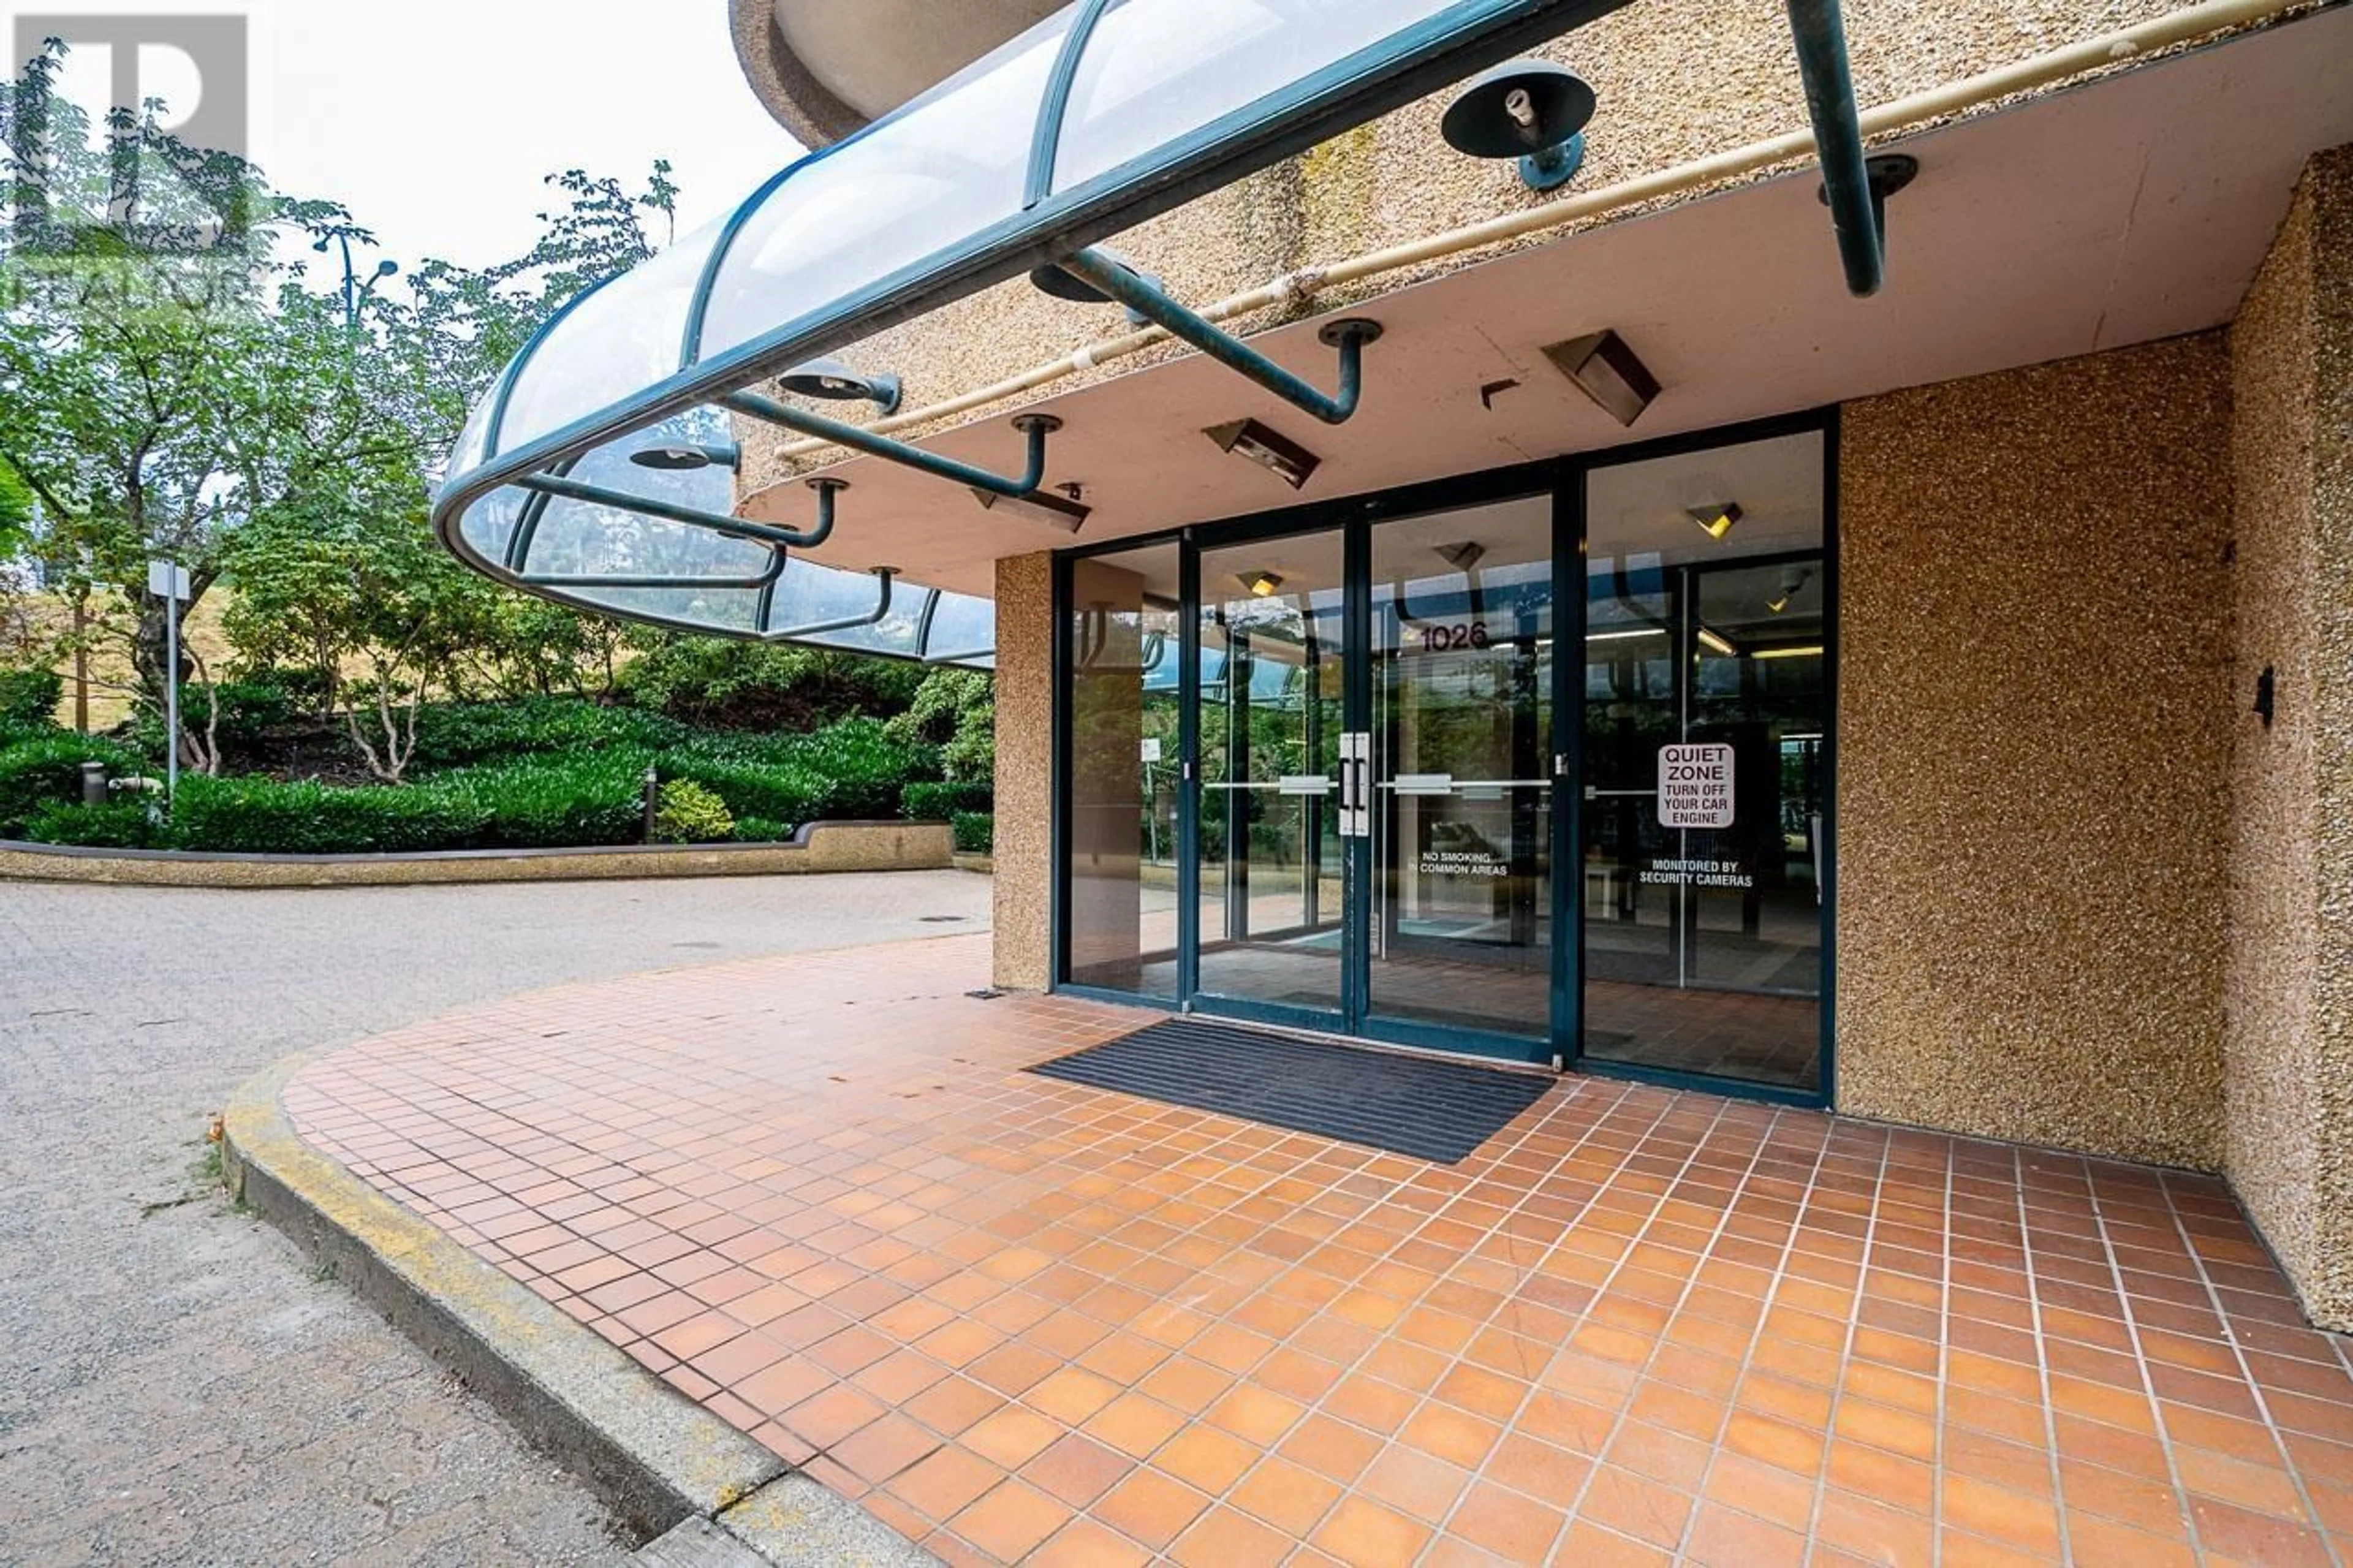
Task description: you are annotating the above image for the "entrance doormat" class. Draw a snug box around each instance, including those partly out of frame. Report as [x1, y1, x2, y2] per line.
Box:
[1026, 1017, 1552, 1164]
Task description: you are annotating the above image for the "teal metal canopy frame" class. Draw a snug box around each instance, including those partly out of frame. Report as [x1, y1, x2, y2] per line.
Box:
[433, 0, 1884, 665]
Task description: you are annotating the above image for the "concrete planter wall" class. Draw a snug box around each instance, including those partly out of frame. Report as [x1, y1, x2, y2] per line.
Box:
[0, 820, 953, 888]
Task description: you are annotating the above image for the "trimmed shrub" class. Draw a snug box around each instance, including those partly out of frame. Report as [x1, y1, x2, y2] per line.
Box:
[21, 800, 166, 849]
[0, 667, 62, 731]
[168, 775, 490, 855]
[651, 779, 734, 844]
[619, 638, 925, 731]
[903, 780, 993, 820]
[654, 752, 828, 827]
[732, 816, 792, 843]
[431, 752, 650, 849]
[406, 697, 689, 771]
[0, 733, 139, 836]
[951, 812, 994, 855]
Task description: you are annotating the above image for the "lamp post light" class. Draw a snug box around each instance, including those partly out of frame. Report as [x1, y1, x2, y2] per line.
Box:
[314, 229, 399, 330]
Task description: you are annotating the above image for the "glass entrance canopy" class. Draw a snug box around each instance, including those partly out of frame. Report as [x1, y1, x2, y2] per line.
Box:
[430, 0, 1651, 661]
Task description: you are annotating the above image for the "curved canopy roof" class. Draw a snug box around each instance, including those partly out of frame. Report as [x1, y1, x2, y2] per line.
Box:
[432, 0, 1721, 662]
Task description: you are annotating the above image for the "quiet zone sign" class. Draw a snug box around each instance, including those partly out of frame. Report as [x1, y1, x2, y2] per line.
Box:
[1658, 743, 1734, 828]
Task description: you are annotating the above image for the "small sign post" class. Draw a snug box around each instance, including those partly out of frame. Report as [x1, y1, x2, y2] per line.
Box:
[147, 560, 191, 810]
[1657, 742, 1735, 829]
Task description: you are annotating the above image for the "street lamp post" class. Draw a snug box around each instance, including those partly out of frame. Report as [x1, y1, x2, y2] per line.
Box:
[315, 230, 398, 330]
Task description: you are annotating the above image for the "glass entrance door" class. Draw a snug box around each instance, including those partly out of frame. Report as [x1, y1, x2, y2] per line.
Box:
[1366, 499, 1556, 1044]
[1193, 535, 1349, 1023]
[1056, 417, 1834, 1097]
[1184, 501, 1559, 1055]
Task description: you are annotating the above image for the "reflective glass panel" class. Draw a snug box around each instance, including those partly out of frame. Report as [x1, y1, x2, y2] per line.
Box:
[497, 219, 726, 454]
[1368, 498, 1554, 1040]
[1064, 543, 1183, 997]
[1580, 430, 1827, 1091]
[695, 11, 1072, 364]
[1194, 533, 1346, 1017]
[1052, 0, 1453, 194]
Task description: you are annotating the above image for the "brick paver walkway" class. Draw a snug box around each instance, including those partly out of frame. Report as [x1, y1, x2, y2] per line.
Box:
[286, 933, 2353, 1566]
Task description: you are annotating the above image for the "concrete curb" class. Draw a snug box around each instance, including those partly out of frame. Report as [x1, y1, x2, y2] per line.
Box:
[221, 1051, 935, 1566]
[0, 820, 953, 888]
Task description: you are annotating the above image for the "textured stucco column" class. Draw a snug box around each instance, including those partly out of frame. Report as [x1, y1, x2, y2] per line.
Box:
[992, 553, 1054, 991]
[2226, 146, 2353, 1330]
[1838, 337, 2234, 1170]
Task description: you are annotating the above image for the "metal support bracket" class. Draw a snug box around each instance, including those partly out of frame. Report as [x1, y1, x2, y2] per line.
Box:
[722, 390, 1059, 499]
[1786, 0, 1884, 297]
[765, 566, 898, 643]
[1052, 248, 1382, 425]
[512, 471, 844, 552]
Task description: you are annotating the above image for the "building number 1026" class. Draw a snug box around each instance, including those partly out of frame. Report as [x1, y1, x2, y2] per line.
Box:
[1420, 621, 1491, 651]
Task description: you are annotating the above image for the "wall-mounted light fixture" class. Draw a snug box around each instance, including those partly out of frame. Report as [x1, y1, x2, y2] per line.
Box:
[1240, 571, 1285, 598]
[1543, 330, 1659, 427]
[1688, 502, 1743, 541]
[1696, 626, 1737, 657]
[971, 485, 1090, 533]
[1440, 59, 1596, 192]
[1753, 645, 1825, 661]
[779, 357, 903, 415]
[1206, 419, 1321, 490]
[1586, 627, 1665, 643]
[629, 442, 741, 472]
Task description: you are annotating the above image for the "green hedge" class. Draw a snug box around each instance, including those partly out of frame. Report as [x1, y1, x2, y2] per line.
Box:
[733, 816, 792, 844]
[169, 775, 491, 855]
[903, 780, 993, 820]
[429, 752, 649, 849]
[20, 800, 167, 849]
[406, 697, 690, 771]
[0, 733, 140, 837]
[951, 812, 994, 855]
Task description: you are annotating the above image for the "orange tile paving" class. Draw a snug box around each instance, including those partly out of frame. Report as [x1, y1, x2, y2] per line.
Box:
[283, 934, 2353, 1565]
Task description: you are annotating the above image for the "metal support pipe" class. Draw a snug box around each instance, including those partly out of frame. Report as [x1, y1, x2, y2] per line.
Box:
[765, 566, 897, 642]
[1055, 249, 1382, 425]
[522, 548, 786, 593]
[722, 390, 1057, 498]
[922, 647, 998, 667]
[512, 472, 841, 551]
[1786, 0, 1881, 297]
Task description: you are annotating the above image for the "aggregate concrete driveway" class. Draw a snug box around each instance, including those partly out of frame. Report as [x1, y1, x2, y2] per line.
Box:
[0, 871, 991, 1567]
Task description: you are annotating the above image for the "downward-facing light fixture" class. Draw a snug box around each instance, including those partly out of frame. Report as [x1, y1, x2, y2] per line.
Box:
[629, 442, 741, 472]
[1543, 330, 1659, 428]
[970, 485, 1090, 533]
[1433, 541, 1487, 572]
[779, 357, 903, 415]
[1241, 571, 1285, 599]
[1696, 626, 1737, 657]
[1688, 502, 1743, 541]
[1767, 566, 1813, 615]
[1205, 419, 1322, 490]
[1586, 627, 1665, 643]
[1754, 645, 1825, 661]
[1440, 59, 1597, 192]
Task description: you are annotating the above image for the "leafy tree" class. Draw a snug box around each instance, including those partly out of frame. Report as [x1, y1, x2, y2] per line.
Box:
[0, 39, 681, 751]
